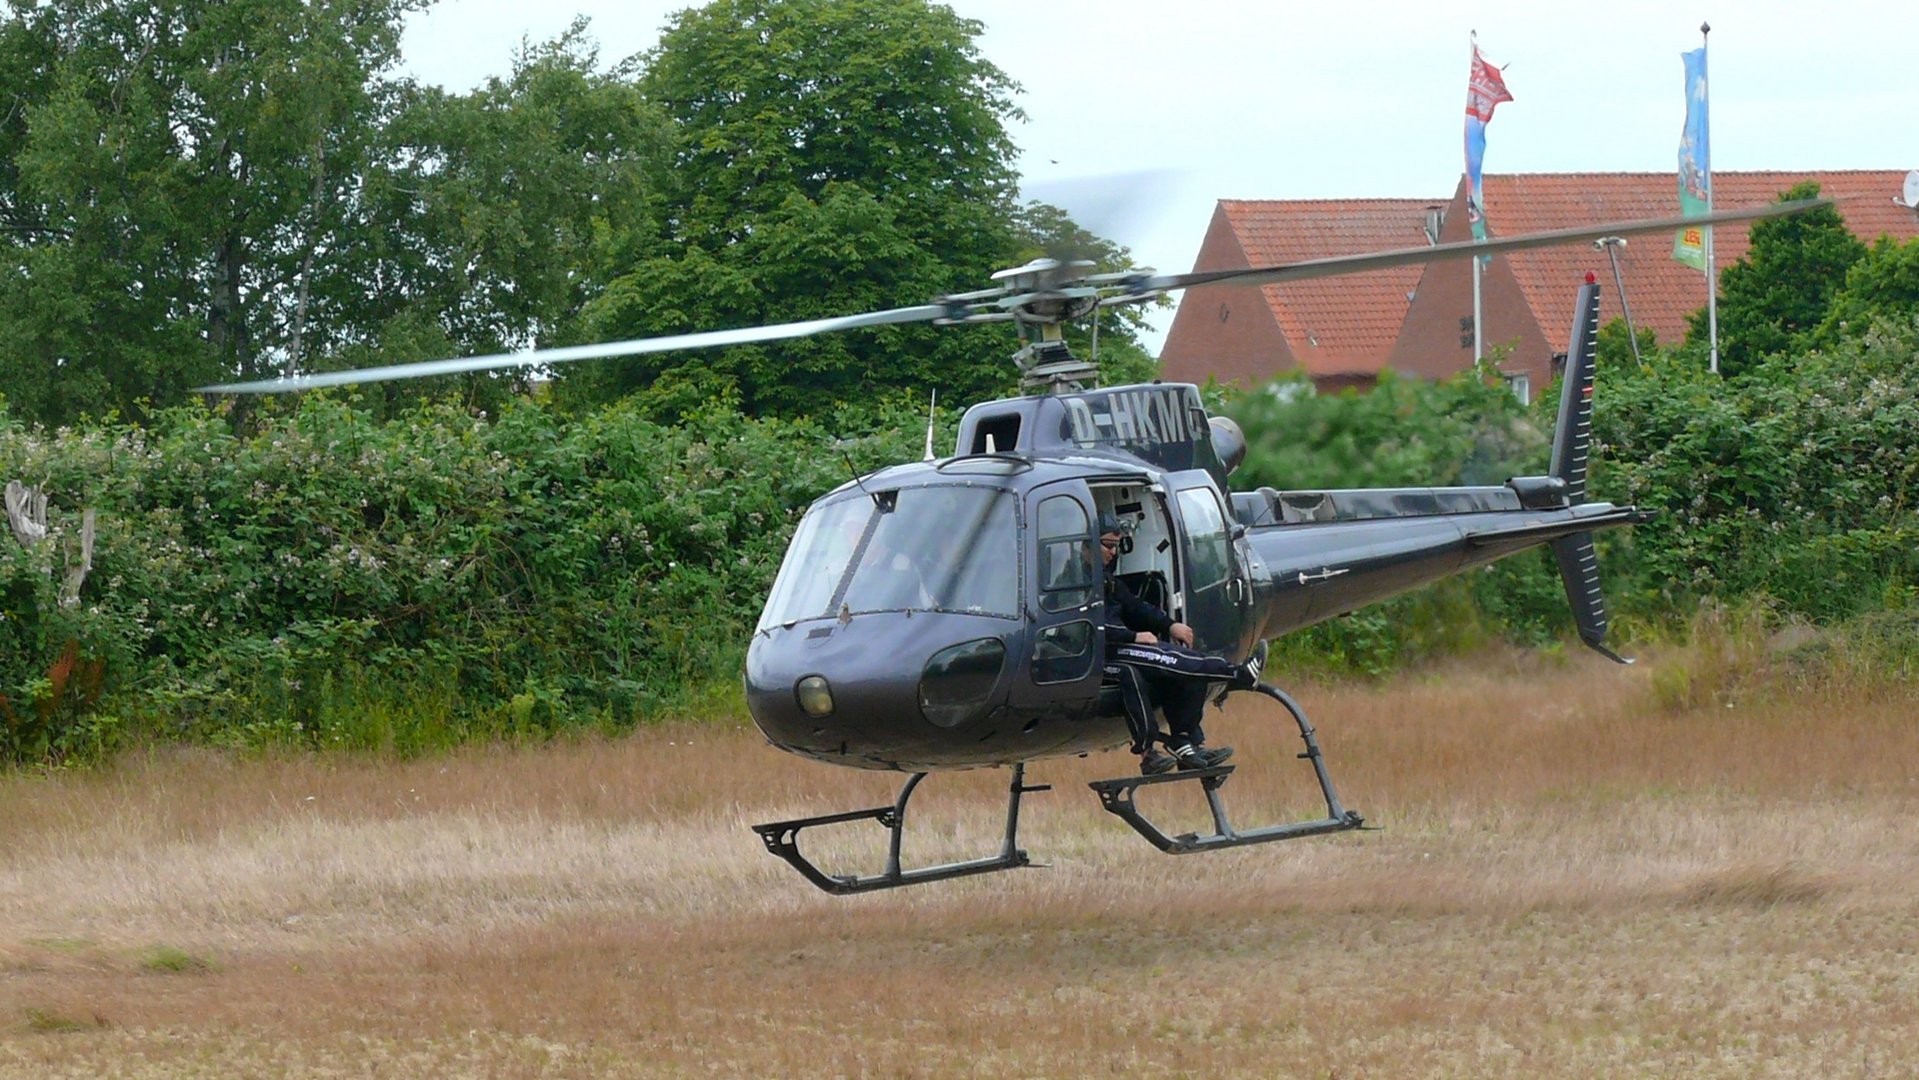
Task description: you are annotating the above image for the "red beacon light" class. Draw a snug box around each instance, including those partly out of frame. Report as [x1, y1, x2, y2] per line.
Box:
[1584, 271, 1598, 284]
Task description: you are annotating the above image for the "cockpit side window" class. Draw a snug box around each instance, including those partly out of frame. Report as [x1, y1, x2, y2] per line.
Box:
[1035, 494, 1093, 613]
[1176, 486, 1230, 593]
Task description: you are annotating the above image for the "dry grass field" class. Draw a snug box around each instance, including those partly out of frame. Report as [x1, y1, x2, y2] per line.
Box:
[2, 645, 1917, 1077]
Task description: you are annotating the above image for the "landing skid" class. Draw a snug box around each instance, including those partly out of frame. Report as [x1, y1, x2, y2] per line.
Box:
[751, 763, 1050, 895]
[1088, 683, 1365, 853]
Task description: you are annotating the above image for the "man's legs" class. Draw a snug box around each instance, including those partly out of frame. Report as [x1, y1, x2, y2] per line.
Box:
[1105, 660, 1178, 775]
[1149, 672, 1210, 749]
[1103, 662, 1157, 754]
[1111, 641, 1262, 768]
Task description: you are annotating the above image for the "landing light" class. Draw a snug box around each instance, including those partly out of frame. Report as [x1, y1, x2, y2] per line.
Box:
[795, 675, 835, 718]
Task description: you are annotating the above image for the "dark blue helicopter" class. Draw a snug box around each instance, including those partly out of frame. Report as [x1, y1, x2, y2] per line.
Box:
[204, 199, 1818, 895]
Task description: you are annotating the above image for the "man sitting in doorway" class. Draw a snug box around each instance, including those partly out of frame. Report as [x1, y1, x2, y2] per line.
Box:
[1099, 513, 1265, 775]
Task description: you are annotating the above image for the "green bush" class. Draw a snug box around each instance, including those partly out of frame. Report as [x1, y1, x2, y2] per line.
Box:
[1593, 317, 1919, 622]
[0, 392, 927, 762]
[1223, 316, 1919, 673]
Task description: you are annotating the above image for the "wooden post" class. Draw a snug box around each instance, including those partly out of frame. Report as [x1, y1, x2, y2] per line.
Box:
[60, 509, 96, 607]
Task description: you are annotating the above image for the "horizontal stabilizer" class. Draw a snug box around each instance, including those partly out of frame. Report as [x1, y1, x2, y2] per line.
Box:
[1461, 506, 1645, 548]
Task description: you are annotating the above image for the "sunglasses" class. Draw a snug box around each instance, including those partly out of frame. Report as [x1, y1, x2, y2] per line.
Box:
[1099, 538, 1121, 550]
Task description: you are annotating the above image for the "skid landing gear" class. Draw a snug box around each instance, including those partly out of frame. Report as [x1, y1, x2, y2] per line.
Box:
[752, 763, 1050, 895]
[1088, 683, 1365, 854]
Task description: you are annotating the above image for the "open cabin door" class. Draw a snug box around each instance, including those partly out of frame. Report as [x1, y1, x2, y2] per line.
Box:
[1022, 479, 1103, 709]
[1164, 471, 1253, 657]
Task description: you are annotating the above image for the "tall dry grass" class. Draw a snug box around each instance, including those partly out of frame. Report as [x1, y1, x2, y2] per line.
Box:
[2, 643, 1916, 1077]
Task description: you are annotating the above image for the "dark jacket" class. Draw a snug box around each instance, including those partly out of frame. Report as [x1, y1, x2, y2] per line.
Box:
[1103, 574, 1172, 646]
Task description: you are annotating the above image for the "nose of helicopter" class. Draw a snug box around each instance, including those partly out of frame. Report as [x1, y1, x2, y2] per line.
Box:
[745, 613, 1017, 770]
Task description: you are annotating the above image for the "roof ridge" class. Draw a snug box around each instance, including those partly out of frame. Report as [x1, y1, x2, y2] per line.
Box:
[1491, 168, 1911, 180]
[1221, 196, 1445, 209]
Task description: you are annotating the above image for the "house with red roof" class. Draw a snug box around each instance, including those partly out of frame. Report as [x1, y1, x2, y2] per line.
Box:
[1158, 171, 1919, 399]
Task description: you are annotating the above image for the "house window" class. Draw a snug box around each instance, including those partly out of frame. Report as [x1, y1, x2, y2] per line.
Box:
[1505, 373, 1531, 405]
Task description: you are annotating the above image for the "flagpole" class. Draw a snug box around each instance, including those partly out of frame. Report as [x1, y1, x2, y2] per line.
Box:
[1473, 239, 1484, 368]
[1700, 22, 1718, 375]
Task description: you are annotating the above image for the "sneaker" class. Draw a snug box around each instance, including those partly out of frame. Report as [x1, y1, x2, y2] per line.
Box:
[1138, 749, 1178, 775]
[1173, 743, 1233, 770]
[1231, 642, 1268, 690]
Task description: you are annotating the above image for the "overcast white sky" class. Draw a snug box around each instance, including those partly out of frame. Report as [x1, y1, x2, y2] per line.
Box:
[400, 0, 1919, 351]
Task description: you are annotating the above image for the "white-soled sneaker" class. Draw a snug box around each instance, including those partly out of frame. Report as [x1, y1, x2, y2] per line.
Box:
[1231, 641, 1267, 690]
[1173, 743, 1233, 770]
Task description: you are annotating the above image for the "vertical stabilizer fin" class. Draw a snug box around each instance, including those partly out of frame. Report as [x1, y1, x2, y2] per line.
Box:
[1551, 532, 1630, 664]
[1549, 278, 1601, 503]
[1549, 279, 1630, 663]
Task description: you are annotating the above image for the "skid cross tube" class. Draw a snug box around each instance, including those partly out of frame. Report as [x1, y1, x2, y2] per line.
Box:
[752, 763, 1049, 895]
[1087, 683, 1365, 854]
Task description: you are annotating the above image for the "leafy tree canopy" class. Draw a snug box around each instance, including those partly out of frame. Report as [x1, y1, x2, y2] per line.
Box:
[0, 0, 1154, 426]
[0, 0, 426, 425]
[552, 0, 1157, 418]
[343, 20, 671, 413]
[1814, 235, 1919, 346]
[1690, 181, 1866, 377]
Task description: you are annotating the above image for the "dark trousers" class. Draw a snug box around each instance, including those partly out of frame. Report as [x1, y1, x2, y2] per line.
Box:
[1105, 642, 1239, 752]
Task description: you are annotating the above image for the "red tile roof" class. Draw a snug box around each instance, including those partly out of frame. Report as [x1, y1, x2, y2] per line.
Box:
[1170, 173, 1918, 388]
[1479, 171, 1919, 348]
[1217, 198, 1441, 376]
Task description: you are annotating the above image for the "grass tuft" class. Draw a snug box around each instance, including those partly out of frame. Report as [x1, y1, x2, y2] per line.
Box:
[1679, 863, 1831, 909]
[22, 1006, 108, 1033]
[138, 945, 214, 974]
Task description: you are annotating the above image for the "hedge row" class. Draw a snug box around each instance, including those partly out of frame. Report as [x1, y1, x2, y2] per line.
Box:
[1221, 315, 1919, 672]
[0, 394, 922, 761]
[3, 315, 1913, 761]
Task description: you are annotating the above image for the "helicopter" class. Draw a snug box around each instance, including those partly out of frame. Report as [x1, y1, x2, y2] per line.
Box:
[204, 198, 1819, 895]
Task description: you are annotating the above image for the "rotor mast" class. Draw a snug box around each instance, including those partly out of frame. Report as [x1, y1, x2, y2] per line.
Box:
[973, 258, 1106, 395]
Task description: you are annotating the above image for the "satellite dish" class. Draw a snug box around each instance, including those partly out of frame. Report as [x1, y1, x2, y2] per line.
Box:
[1900, 169, 1919, 209]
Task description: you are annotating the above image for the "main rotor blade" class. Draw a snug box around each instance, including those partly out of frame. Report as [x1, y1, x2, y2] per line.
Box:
[1138, 199, 1825, 295]
[196, 303, 954, 394]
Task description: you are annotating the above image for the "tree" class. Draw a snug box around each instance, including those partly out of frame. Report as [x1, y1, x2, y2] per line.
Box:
[1595, 316, 1655, 373]
[353, 22, 668, 379]
[1691, 182, 1866, 377]
[1814, 235, 1919, 346]
[0, 0, 427, 424]
[641, 0, 1020, 257]
[552, 0, 1040, 417]
[0, 4, 680, 424]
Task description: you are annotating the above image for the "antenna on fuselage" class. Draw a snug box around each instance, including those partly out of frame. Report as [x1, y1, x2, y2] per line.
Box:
[922, 389, 938, 462]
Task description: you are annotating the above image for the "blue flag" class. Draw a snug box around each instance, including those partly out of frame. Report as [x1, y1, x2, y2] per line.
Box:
[1674, 46, 1710, 270]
